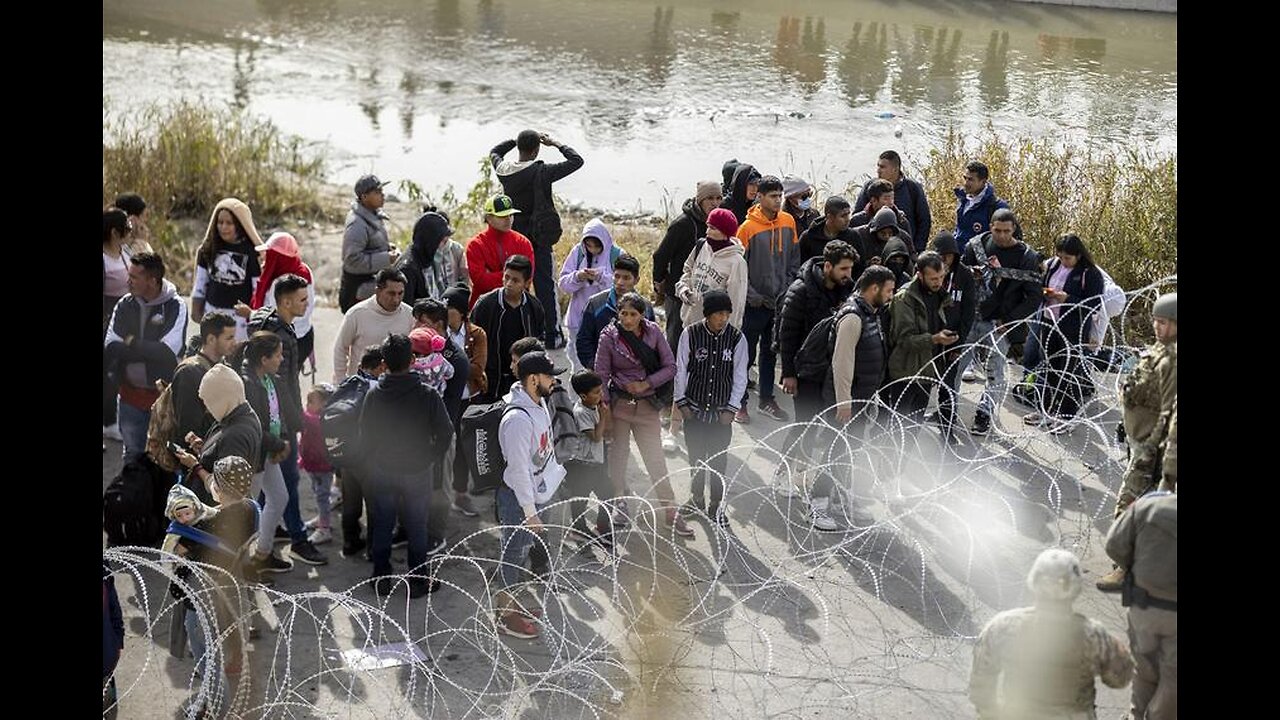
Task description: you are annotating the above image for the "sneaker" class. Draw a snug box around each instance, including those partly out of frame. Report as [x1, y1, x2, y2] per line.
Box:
[708, 506, 730, 529]
[734, 407, 751, 424]
[307, 527, 333, 546]
[1096, 567, 1125, 593]
[611, 500, 630, 528]
[409, 577, 442, 598]
[425, 536, 448, 557]
[809, 507, 839, 532]
[1023, 412, 1046, 426]
[923, 410, 940, 425]
[678, 500, 705, 518]
[971, 413, 991, 436]
[329, 485, 343, 510]
[661, 428, 679, 453]
[290, 540, 329, 566]
[757, 399, 789, 422]
[496, 611, 539, 639]
[304, 516, 322, 531]
[248, 552, 293, 575]
[668, 512, 696, 539]
[273, 526, 292, 545]
[961, 368, 983, 383]
[567, 525, 599, 544]
[452, 494, 480, 517]
[341, 537, 367, 559]
[103, 423, 123, 441]
[391, 528, 409, 549]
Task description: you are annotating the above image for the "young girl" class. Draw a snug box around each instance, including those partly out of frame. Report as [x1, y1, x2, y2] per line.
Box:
[409, 326, 454, 396]
[558, 218, 623, 371]
[192, 198, 264, 340]
[299, 384, 335, 545]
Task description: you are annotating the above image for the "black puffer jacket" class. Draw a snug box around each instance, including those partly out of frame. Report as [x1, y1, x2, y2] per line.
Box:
[653, 198, 707, 295]
[775, 256, 855, 378]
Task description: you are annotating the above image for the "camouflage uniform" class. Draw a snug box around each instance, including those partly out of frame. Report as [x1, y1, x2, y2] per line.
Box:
[1116, 340, 1177, 515]
[970, 608, 1134, 719]
[971, 549, 1133, 719]
[1159, 397, 1176, 492]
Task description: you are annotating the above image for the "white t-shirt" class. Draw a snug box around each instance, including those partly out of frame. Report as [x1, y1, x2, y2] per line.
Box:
[103, 251, 129, 298]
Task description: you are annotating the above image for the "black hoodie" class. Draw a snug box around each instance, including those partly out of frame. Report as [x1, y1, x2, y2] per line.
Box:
[882, 235, 914, 290]
[653, 198, 708, 295]
[359, 371, 454, 474]
[775, 256, 856, 378]
[931, 235, 977, 345]
[722, 163, 761, 224]
[490, 139, 585, 246]
[398, 212, 455, 305]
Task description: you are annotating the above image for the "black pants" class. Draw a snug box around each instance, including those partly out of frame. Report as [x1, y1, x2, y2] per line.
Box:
[563, 460, 614, 534]
[884, 379, 931, 420]
[533, 243, 559, 343]
[686, 416, 733, 512]
[452, 399, 473, 494]
[1043, 327, 1090, 419]
[340, 467, 368, 543]
[937, 357, 962, 437]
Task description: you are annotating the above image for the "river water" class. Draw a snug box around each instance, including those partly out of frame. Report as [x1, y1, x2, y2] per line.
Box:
[103, 0, 1176, 214]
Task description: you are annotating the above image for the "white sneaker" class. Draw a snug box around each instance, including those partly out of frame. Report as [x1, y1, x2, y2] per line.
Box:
[304, 515, 321, 530]
[961, 368, 983, 383]
[102, 424, 123, 441]
[809, 497, 839, 532]
[661, 428, 678, 453]
[772, 464, 804, 499]
[809, 508, 839, 532]
[307, 527, 333, 545]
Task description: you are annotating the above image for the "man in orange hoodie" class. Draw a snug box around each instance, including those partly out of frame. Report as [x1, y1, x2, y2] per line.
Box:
[734, 176, 800, 423]
[465, 194, 536, 308]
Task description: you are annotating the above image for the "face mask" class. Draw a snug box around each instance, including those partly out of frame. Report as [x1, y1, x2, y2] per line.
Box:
[798, 199, 812, 211]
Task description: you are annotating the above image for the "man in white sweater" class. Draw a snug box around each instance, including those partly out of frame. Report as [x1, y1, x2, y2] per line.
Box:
[494, 351, 567, 639]
[332, 268, 414, 383]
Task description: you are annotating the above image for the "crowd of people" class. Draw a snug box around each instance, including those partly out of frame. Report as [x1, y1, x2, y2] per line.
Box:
[103, 134, 1176, 718]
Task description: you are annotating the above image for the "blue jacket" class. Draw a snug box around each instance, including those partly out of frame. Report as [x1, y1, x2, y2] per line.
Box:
[575, 288, 654, 369]
[953, 183, 1010, 244]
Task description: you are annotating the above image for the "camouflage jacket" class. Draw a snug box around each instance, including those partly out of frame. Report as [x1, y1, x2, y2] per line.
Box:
[970, 607, 1133, 719]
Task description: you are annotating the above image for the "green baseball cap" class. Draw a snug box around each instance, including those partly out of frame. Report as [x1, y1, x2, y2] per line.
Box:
[484, 194, 521, 217]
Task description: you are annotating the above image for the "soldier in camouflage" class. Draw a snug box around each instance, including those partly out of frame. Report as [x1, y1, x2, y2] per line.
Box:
[970, 548, 1133, 720]
[1099, 292, 1176, 592]
[1106, 490, 1177, 720]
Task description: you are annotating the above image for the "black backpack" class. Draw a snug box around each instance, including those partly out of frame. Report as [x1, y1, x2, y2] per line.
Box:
[103, 456, 174, 547]
[321, 374, 373, 468]
[459, 400, 531, 493]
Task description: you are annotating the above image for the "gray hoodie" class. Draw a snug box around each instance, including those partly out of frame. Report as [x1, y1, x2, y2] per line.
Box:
[499, 384, 567, 517]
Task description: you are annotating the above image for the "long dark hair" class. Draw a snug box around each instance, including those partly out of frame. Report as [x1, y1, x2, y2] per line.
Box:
[103, 207, 129, 247]
[196, 207, 248, 267]
[243, 331, 282, 371]
[1054, 234, 1096, 271]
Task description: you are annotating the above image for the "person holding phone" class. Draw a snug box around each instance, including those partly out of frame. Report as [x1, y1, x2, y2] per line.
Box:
[885, 252, 958, 421]
[558, 218, 623, 371]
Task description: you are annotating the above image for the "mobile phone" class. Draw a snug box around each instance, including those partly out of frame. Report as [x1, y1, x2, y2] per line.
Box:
[168, 441, 186, 455]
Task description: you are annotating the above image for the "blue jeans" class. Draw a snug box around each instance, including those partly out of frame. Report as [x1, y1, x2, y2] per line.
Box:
[366, 468, 431, 577]
[742, 305, 777, 402]
[278, 438, 306, 543]
[185, 606, 224, 715]
[496, 486, 547, 589]
[117, 401, 150, 463]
